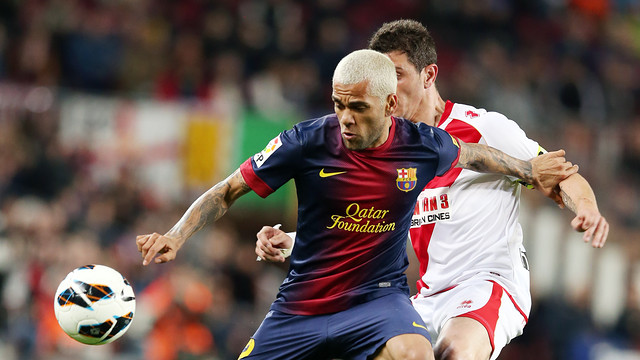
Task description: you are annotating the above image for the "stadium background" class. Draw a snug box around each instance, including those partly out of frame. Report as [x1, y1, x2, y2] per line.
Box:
[0, 0, 639, 359]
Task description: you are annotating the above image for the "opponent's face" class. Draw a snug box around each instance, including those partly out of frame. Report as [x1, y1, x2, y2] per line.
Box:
[386, 51, 427, 123]
[332, 80, 396, 150]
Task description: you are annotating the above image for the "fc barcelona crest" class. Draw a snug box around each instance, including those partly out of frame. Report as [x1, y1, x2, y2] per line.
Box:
[396, 168, 417, 192]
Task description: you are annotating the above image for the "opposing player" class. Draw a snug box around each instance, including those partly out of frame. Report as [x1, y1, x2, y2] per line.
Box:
[255, 21, 609, 360]
[136, 49, 575, 360]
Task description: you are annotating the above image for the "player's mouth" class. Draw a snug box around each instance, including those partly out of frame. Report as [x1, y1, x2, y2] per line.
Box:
[342, 131, 357, 140]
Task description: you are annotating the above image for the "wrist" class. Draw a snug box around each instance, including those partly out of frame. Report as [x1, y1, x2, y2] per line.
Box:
[164, 230, 187, 247]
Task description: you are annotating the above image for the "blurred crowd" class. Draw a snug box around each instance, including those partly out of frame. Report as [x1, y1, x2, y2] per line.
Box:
[0, 0, 639, 359]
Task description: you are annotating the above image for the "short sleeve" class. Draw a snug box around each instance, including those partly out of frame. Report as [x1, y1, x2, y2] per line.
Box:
[240, 128, 302, 198]
[431, 127, 461, 176]
[474, 113, 540, 160]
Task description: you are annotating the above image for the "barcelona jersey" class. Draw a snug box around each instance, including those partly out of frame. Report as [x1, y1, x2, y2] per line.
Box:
[240, 114, 460, 315]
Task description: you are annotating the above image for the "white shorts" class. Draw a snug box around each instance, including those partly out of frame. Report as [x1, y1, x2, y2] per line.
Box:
[411, 280, 528, 360]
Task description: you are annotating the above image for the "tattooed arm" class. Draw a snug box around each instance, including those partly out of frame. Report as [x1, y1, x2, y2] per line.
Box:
[557, 173, 609, 248]
[455, 141, 578, 198]
[136, 169, 252, 265]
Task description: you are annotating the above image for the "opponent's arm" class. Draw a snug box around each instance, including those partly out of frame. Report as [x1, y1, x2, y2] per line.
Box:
[136, 169, 252, 265]
[456, 141, 577, 198]
[557, 173, 609, 248]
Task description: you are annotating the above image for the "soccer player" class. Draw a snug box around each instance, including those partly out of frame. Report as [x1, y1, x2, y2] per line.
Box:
[255, 21, 609, 360]
[137, 49, 575, 360]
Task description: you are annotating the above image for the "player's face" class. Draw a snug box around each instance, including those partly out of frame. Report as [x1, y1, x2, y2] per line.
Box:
[386, 51, 427, 124]
[332, 80, 394, 150]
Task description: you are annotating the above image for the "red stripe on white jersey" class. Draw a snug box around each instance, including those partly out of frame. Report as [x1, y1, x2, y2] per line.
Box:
[411, 105, 483, 293]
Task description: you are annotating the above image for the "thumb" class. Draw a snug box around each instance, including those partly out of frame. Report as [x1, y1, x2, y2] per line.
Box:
[571, 215, 585, 232]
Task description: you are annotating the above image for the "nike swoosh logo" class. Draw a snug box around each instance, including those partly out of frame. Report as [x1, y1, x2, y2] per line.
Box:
[319, 168, 347, 178]
[412, 322, 428, 331]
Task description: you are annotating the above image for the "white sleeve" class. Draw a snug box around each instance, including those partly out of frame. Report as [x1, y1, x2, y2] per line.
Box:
[474, 112, 542, 161]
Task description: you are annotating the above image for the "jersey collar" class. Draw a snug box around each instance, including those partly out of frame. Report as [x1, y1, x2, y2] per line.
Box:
[437, 100, 455, 127]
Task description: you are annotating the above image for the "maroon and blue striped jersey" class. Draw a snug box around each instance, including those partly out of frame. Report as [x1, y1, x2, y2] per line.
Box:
[240, 114, 460, 315]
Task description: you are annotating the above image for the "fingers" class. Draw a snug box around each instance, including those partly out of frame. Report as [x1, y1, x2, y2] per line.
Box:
[143, 237, 168, 266]
[136, 233, 176, 266]
[255, 226, 287, 262]
[137, 233, 160, 261]
[571, 214, 609, 249]
[154, 251, 176, 264]
[547, 149, 566, 157]
[136, 235, 147, 253]
[590, 217, 609, 248]
[565, 164, 579, 177]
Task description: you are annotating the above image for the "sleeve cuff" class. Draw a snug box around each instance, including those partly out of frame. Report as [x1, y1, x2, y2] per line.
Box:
[239, 158, 274, 198]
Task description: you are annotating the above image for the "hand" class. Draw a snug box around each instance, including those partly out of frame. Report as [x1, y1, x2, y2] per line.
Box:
[255, 225, 293, 262]
[136, 232, 182, 265]
[530, 150, 578, 199]
[571, 206, 609, 248]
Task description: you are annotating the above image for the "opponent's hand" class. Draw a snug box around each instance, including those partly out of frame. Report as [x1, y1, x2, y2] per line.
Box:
[136, 232, 182, 265]
[530, 150, 578, 200]
[571, 207, 609, 248]
[255, 225, 293, 262]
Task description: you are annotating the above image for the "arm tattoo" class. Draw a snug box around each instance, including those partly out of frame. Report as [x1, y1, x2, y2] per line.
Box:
[167, 169, 251, 241]
[560, 189, 577, 213]
[458, 143, 533, 182]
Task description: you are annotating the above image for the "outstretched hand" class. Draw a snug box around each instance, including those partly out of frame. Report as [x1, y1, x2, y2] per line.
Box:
[136, 233, 182, 265]
[255, 225, 293, 262]
[530, 150, 578, 203]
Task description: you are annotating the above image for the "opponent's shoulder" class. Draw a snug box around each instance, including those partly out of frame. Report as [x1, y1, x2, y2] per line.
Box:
[447, 102, 509, 124]
[445, 102, 525, 136]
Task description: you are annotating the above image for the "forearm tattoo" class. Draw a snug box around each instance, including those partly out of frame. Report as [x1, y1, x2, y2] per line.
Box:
[559, 188, 577, 213]
[168, 169, 251, 240]
[459, 143, 533, 182]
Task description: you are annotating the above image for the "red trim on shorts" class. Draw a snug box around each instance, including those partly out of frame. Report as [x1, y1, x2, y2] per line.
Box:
[457, 282, 502, 353]
[455, 281, 528, 355]
[500, 283, 529, 323]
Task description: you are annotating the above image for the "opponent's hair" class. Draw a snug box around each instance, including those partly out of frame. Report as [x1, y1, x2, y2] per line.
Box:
[332, 49, 397, 101]
[368, 19, 437, 73]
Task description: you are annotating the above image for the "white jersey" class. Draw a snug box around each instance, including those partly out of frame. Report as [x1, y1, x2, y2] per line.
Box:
[410, 101, 542, 318]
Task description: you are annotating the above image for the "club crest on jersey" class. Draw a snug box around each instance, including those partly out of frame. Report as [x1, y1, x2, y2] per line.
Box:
[465, 110, 479, 118]
[396, 168, 417, 192]
[254, 135, 282, 168]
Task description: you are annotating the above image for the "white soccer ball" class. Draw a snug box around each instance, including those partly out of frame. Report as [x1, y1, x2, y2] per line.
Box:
[53, 264, 136, 345]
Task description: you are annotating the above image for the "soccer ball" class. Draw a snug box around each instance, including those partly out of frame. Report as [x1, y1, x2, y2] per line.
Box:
[53, 264, 136, 345]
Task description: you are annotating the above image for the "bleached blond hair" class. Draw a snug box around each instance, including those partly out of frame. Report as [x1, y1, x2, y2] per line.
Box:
[332, 49, 397, 102]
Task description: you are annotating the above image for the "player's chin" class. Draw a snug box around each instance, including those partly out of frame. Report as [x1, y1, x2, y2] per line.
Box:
[342, 136, 365, 150]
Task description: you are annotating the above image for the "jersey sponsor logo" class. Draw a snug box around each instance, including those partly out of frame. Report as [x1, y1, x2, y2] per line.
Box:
[411, 187, 452, 227]
[253, 135, 282, 168]
[238, 338, 255, 359]
[327, 203, 395, 233]
[319, 168, 347, 178]
[396, 168, 418, 192]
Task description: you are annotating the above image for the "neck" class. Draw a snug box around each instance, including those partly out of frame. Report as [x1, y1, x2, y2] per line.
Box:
[372, 116, 393, 148]
[411, 89, 446, 126]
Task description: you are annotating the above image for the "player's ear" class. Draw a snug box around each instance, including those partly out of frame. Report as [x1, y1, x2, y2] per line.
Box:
[385, 94, 398, 117]
[423, 64, 438, 89]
